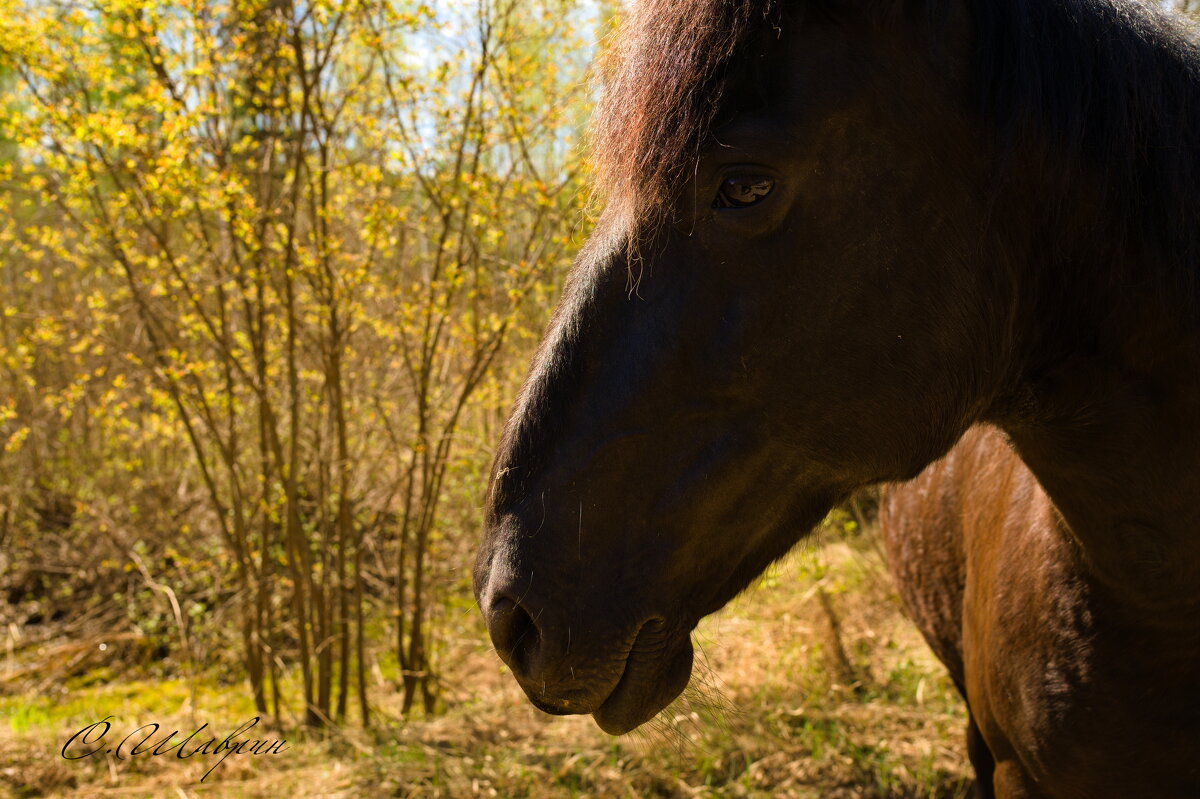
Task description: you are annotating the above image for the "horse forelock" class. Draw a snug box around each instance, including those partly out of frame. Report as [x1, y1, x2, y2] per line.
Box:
[589, 0, 784, 229]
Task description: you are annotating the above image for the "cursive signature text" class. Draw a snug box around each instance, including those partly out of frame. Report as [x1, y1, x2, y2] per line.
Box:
[61, 716, 288, 781]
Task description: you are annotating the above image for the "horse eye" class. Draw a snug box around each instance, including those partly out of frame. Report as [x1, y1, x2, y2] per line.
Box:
[713, 176, 775, 209]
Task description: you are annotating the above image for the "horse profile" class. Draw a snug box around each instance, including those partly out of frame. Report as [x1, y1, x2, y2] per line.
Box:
[473, 1, 1200, 796]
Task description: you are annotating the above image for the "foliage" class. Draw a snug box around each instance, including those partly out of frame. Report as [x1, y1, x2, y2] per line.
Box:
[0, 0, 600, 726]
[3, 0, 1189, 742]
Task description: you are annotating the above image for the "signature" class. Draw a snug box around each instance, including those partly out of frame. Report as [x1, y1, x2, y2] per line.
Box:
[61, 717, 288, 781]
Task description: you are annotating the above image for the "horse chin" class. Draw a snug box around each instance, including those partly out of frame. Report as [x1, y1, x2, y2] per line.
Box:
[592, 635, 694, 735]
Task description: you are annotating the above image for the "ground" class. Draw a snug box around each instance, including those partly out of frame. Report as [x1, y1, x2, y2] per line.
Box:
[0, 531, 974, 798]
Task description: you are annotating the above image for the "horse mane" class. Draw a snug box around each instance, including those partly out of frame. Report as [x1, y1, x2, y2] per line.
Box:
[591, 0, 1200, 297]
[973, 0, 1200, 301]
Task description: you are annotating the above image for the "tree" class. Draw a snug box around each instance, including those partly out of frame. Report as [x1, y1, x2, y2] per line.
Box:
[0, 0, 595, 725]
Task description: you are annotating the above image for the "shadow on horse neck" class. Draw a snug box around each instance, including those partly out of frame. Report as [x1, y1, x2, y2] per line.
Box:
[474, 1, 1200, 795]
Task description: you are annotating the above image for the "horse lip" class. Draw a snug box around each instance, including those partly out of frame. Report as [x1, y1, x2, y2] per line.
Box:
[528, 696, 574, 716]
[594, 623, 652, 707]
[592, 618, 693, 735]
[511, 622, 652, 717]
[538, 620, 658, 716]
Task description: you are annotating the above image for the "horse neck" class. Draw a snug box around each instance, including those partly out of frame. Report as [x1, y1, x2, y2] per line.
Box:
[977, 0, 1200, 608]
[992, 225, 1200, 611]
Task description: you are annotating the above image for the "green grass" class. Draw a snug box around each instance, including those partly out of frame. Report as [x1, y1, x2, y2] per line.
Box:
[0, 531, 975, 798]
[1, 674, 261, 737]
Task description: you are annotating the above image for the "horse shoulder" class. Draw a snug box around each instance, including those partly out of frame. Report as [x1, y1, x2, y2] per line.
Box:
[879, 425, 1017, 689]
[888, 429, 1200, 797]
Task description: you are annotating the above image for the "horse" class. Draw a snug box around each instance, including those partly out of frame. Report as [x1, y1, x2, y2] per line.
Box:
[472, 0, 1200, 796]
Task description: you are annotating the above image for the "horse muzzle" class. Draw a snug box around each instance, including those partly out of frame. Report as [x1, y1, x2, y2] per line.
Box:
[478, 567, 694, 733]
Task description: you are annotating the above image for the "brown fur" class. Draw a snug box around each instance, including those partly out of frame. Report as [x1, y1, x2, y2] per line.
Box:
[476, 2, 1200, 795]
[884, 428, 1200, 798]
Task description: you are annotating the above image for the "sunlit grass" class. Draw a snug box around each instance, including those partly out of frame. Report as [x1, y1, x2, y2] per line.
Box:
[0, 529, 974, 798]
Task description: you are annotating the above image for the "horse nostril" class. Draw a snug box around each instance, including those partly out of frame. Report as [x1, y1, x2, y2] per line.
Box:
[488, 595, 541, 675]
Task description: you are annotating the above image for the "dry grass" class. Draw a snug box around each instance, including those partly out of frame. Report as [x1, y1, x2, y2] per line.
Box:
[0, 531, 974, 798]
